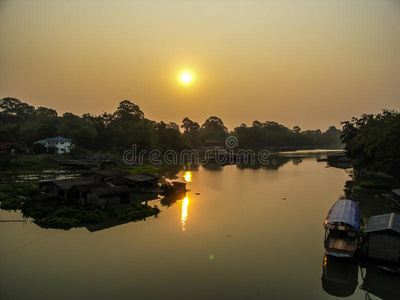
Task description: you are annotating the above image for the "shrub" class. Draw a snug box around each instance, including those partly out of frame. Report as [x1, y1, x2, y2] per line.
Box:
[0, 197, 23, 210]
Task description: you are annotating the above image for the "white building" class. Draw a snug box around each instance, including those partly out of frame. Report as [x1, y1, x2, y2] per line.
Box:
[45, 137, 73, 154]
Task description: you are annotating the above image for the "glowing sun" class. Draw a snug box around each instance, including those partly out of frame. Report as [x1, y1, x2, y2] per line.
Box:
[179, 71, 194, 84]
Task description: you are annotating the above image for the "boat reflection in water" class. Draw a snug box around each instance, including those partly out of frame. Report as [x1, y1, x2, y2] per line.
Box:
[321, 253, 358, 297]
[361, 264, 400, 300]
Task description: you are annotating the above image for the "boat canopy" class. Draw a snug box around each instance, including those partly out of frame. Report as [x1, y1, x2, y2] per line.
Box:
[324, 199, 360, 231]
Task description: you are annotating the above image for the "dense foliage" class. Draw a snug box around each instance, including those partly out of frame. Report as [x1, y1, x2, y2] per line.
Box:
[341, 110, 400, 177]
[233, 122, 341, 151]
[0, 97, 342, 152]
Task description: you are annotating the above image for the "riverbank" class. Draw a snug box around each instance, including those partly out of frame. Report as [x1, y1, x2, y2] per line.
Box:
[342, 169, 400, 268]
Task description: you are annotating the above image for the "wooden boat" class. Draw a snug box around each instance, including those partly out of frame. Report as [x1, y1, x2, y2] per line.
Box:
[323, 199, 360, 258]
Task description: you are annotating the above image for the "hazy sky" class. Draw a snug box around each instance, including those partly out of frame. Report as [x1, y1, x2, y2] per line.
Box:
[1, 0, 399, 131]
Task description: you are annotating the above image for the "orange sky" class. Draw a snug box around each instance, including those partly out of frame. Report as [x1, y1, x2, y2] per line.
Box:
[1, 0, 399, 131]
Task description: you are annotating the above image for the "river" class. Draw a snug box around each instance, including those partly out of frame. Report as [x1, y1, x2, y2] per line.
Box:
[0, 150, 397, 299]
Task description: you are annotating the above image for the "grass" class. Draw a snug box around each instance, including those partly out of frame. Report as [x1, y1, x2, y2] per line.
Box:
[125, 164, 161, 175]
[0, 154, 61, 171]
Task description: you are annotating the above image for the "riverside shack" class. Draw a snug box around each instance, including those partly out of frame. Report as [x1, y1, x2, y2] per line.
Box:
[171, 182, 187, 194]
[86, 170, 130, 183]
[31, 192, 63, 209]
[364, 213, 400, 263]
[39, 178, 95, 203]
[108, 174, 158, 192]
[86, 185, 132, 209]
[69, 182, 111, 206]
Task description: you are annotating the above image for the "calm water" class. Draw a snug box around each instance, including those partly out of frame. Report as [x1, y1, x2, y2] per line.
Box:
[0, 151, 396, 299]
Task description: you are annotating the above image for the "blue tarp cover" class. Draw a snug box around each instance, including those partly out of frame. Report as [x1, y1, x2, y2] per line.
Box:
[324, 199, 360, 231]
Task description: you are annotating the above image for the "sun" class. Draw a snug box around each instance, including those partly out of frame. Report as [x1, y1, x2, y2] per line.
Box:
[179, 71, 194, 85]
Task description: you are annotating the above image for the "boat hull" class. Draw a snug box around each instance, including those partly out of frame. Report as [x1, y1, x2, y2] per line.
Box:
[325, 248, 355, 258]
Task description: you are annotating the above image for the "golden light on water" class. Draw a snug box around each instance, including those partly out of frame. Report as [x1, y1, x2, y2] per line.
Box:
[181, 196, 189, 231]
[183, 171, 192, 182]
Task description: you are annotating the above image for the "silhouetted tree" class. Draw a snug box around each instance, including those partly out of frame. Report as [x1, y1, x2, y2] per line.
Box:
[115, 100, 144, 122]
[200, 116, 228, 142]
[293, 126, 301, 133]
[341, 110, 400, 176]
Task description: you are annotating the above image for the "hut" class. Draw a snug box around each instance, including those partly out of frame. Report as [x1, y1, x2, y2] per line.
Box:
[0, 142, 23, 155]
[85, 170, 129, 183]
[108, 174, 158, 192]
[86, 185, 132, 209]
[39, 178, 94, 202]
[364, 213, 400, 262]
[84, 155, 116, 169]
[31, 192, 63, 209]
[171, 182, 187, 194]
[68, 182, 111, 206]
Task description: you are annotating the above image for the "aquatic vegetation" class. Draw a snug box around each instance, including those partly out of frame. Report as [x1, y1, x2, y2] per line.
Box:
[0, 183, 38, 210]
[39, 216, 80, 228]
[108, 203, 160, 221]
[357, 180, 393, 190]
[0, 196, 23, 210]
[0, 183, 39, 198]
[126, 164, 161, 175]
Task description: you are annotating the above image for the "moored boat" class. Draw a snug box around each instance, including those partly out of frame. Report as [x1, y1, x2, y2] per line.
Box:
[323, 199, 360, 258]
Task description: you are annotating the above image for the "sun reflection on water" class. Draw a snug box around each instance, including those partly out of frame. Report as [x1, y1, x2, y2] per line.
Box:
[181, 196, 189, 231]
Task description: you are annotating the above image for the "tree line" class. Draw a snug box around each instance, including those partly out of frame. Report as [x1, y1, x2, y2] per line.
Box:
[341, 109, 400, 177]
[0, 97, 342, 154]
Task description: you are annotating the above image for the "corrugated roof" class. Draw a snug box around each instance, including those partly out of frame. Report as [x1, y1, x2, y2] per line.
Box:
[41, 178, 94, 190]
[71, 182, 110, 192]
[0, 142, 22, 150]
[391, 188, 400, 197]
[46, 136, 72, 142]
[123, 174, 156, 182]
[94, 170, 129, 178]
[90, 185, 132, 197]
[33, 140, 47, 144]
[32, 192, 62, 201]
[364, 213, 400, 234]
[324, 199, 360, 231]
